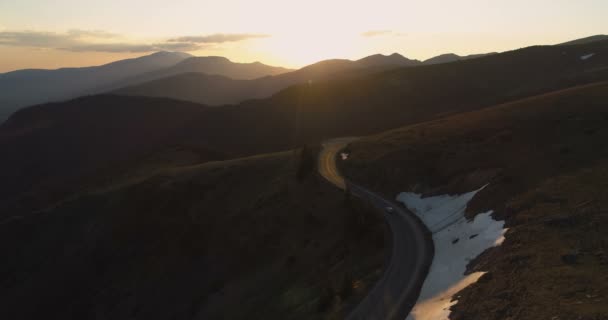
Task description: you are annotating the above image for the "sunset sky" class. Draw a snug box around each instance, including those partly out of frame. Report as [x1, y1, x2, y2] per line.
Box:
[1, 0, 606, 72]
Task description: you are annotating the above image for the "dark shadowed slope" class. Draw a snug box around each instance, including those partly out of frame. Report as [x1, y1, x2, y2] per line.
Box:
[0, 96, 218, 215]
[0, 52, 192, 121]
[113, 53, 422, 105]
[234, 38, 608, 144]
[0, 150, 387, 320]
[112, 73, 258, 106]
[2, 40, 608, 216]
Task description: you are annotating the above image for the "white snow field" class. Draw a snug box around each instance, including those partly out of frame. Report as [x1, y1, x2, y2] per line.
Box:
[397, 186, 507, 320]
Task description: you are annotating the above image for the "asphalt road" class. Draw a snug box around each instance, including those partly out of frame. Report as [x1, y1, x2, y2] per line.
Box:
[319, 139, 434, 320]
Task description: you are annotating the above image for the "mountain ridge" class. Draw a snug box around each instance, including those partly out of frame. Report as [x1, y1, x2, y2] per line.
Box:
[422, 52, 497, 65]
[0, 51, 193, 121]
[113, 52, 427, 105]
[0, 52, 291, 122]
[558, 34, 608, 46]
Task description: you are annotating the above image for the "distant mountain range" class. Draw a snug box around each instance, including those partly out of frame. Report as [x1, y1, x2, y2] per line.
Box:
[357, 53, 421, 67]
[113, 53, 423, 106]
[2, 34, 606, 122]
[0, 50, 495, 121]
[0, 53, 291, 121]
[113, 52, 506, 106]
[160, 56, 292, 80]
[0, 52, 191, 119]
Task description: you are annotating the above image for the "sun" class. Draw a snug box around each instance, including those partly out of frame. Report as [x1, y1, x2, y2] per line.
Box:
[247, 25, 368, 67]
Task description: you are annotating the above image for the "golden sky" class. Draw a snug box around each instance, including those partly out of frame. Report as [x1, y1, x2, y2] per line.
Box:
[0, 0, 606, 72]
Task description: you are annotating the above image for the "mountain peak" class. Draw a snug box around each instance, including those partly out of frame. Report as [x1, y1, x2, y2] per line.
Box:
[182, 56, 232, 64]
[356, 53, 421, 67]
[149, 51, 193, 59]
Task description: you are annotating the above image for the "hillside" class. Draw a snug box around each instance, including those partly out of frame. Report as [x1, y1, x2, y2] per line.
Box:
[113, 53, 421, 105]
[340, 82, 608, 319]
[0, 149, 386, 320]
[558, 34, 608, 46]
[0, 52, 192, 121]
[113, 73, 257, 105]
[2, 40, 608, 214]
[422, 53, 497, 65]
[0, 95, 219, 215]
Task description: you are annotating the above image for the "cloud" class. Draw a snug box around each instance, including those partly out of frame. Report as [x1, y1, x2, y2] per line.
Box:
[0, 30, 268, 53]
[0, 31, 82, 48]
[67, 29, 120, 39]
[361, 30, 393, 37]
[168, 33, 270, 43]
[361, 30, 406, 38]
[65, 42, 202, 53]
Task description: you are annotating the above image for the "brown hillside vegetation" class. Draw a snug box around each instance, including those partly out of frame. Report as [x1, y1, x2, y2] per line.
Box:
[340, 82, 608, 319]
[451, 162, 608, 320]
[0, 150, 387, 320]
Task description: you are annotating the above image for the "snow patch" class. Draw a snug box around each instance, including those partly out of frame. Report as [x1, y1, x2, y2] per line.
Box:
[580, 53, 595, 60]
[398, 186, 507, 320]
[397, 185, 486, 233]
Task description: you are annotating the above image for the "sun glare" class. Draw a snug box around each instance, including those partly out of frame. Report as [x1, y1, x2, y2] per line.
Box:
[256, 30, 365, 67]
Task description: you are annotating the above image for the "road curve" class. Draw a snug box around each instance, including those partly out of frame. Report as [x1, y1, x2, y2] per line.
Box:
[319, 139, 434, 320]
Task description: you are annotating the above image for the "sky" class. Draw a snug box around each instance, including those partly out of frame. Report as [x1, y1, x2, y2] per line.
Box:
[0, 0, 606, 72]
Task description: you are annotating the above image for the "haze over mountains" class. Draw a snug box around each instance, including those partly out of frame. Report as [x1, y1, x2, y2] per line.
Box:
[0, 49, 503, 121]
[0, 53, 291, 121]
[0, 52, 191, 120]
[2, 34, 606, 123]
[113, 53, 422, 106]
[113, 52, 505, 105]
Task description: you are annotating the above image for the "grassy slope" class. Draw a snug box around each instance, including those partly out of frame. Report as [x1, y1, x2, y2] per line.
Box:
[340, 82, 608, 319]
[451, 162, 608, 319]
[0, 150, 386, 320]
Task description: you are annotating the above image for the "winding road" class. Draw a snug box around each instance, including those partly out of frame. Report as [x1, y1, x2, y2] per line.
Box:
[319, 138, 434, 320]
